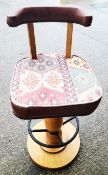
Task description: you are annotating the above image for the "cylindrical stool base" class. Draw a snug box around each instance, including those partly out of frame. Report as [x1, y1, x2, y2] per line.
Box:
[27, 120, 80, 169]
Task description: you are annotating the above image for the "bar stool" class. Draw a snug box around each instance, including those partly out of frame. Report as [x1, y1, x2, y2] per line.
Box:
[7, 6, 102, 169]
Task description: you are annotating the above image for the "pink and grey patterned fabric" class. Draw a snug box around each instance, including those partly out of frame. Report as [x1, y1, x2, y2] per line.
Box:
[10, 54, 102, 108]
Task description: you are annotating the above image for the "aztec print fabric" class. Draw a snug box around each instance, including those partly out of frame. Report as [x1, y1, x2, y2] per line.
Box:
[11, 54, 102, 107]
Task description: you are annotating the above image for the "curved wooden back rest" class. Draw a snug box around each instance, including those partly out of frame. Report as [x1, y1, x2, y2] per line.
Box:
[7, 6, 92, 59]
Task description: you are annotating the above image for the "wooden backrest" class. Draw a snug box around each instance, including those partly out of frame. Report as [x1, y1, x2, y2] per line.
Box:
[7, 6, 92, 59]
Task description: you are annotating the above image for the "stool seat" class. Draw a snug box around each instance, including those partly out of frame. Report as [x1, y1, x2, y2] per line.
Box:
[10, 53, 102, 119]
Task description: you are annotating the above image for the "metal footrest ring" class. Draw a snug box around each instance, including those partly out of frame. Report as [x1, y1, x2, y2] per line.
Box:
[28, 116, 79, 148]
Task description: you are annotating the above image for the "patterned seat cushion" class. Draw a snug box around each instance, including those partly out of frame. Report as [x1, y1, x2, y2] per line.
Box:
[10, 54, 102, 119]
